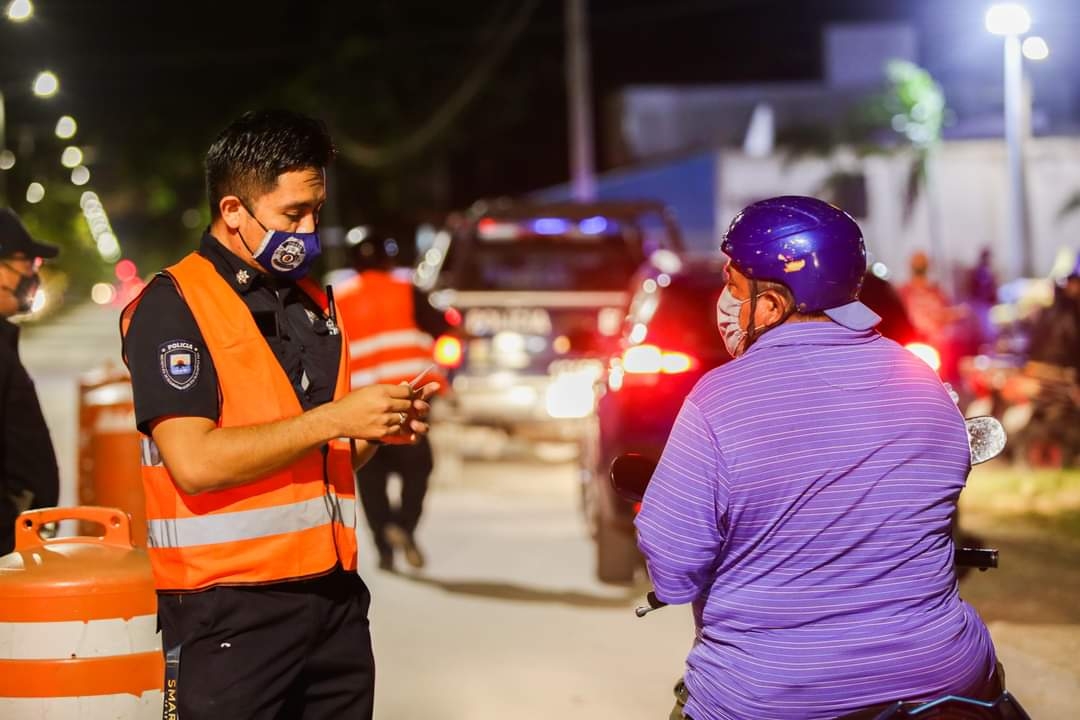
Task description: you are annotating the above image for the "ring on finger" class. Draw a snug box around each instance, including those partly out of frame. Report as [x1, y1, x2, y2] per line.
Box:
[398, 411, 408, 425]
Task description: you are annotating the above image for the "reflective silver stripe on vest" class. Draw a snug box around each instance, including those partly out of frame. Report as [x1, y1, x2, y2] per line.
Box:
[348, 329, 433, 359]
[351, 357, 434, 388]
[146, 495, 357, 549]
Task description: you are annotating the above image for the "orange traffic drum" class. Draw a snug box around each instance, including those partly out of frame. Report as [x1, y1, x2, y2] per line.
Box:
[78, 367, 147, 546]
[0, 506, 163, 719]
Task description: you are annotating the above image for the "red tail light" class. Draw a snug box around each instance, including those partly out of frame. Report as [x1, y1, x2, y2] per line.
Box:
[621, 345, 697, 374]
[904, 342, 941, 373]
[434, 335, 463, 368]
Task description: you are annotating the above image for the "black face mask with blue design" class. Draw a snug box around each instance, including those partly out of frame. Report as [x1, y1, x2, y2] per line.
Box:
[238, 203, 322, 281]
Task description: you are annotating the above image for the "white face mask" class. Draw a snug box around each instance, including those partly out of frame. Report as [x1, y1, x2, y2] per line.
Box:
[716, 286, 752, 357]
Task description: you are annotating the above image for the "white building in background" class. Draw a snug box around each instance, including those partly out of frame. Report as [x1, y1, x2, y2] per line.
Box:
[544, 21, 1080, 284]
[717, 138, 1080, 285]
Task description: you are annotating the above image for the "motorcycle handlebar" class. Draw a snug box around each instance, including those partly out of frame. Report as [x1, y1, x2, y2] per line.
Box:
[955, 547, 998, 570]
[635, 591, 668, 617]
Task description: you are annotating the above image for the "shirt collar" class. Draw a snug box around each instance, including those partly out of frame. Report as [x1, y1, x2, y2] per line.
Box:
[198, 233, 274, 295]
[744, 320, 880, 354]
[0, 316, 18, 350]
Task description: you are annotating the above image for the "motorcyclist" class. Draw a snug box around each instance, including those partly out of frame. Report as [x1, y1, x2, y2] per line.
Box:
[634, 196, 999, 720]
[1027, 261, 1080, 376]
[1016, 258, 1080, 465]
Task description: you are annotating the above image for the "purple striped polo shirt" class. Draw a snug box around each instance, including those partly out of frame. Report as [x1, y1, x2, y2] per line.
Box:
[634, 322, 996, 720]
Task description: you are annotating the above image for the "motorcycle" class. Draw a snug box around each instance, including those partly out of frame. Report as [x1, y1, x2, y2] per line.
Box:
[609, 417, 1032, 720]
[962, 354, 1080, 468]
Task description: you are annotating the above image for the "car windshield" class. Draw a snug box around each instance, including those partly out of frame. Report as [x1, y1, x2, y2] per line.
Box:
[452, 236, 644, 291]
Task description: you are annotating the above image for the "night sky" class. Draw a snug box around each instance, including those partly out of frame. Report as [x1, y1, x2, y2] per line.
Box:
[1, 0, 1076, 262]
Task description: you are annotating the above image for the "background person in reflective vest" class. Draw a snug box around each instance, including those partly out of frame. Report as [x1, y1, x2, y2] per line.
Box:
[334, 229, 449, 572]
[120, 110, 438, 720]
[0, 208, 60, 555]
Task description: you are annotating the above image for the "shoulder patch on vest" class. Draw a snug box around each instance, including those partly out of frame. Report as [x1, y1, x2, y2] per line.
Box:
[159, 340, 201, 391]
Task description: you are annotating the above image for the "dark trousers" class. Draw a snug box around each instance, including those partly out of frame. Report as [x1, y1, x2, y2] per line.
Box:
[158, 569, 374, 720]
[357, 437, 433, 556]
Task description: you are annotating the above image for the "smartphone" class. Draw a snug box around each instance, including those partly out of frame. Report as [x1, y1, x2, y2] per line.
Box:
[407, 364, 438, 392]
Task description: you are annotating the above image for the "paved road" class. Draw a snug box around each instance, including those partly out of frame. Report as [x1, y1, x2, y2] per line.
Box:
[21, 302, 1079, 718]
[364, 458, 692, 720]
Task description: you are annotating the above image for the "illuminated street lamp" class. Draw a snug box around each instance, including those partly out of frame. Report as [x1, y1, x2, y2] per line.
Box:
[60, 145, 83, 168]
[1022, 35, 1049, 61]
[985, 3, 1034, 277]
[25, 181, 44, 204]
[4, 0, 32, 23]
[2, 3, 43, 204]
[32, 70, 59, 98]
[55, 115, 77, 139]
[70, 165, 90, 186]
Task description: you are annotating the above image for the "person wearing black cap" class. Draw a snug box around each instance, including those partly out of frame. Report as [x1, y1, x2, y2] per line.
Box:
[0, 207, 60, 555]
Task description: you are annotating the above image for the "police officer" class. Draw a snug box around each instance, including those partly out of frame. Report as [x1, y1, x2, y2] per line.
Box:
[0, 208, 60, 556]
[120, 110, 438, 719]
[334, 229, 449, 571]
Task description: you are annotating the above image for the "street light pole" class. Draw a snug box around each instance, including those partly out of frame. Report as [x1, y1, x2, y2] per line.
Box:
[986, 3, 1035, 278]
[565, 0, 596, 201]
[1002, 32, 1033, 277]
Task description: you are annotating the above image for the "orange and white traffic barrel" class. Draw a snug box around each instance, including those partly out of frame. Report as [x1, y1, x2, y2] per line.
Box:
[78, 365, 147, 546]
[0, 506, 163, 719]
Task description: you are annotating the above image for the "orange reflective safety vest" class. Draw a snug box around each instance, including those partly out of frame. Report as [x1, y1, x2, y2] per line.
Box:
[334, 270, 445, 390]
[120, 253, 358, 592]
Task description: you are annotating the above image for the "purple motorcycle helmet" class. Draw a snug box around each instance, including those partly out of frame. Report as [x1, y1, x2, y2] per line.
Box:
[720, 195, 880, 332]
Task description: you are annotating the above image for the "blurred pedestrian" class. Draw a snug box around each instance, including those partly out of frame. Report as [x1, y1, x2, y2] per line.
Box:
[334, 229, 449, 572]
[0, 209, 60, 556]
[1027, 260, 1080, 376]
[967, 248, 998, 305]
[119, 110, 437, 720]
[898, 250, 953, 341]
[899, 250, 964, 379]
[1018, 261, 1080, 465]
[966, 247, 999, 349]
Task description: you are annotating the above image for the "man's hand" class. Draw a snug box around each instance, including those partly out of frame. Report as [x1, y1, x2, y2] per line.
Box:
[382, 381, 440, 445]
[329, 384, 416, 441]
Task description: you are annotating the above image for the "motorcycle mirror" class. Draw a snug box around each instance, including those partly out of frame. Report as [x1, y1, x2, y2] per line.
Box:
[966, 416, 1007, 465]
[609, 453, 658, 503]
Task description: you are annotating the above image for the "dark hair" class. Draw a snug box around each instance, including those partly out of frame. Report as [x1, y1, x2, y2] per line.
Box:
[205, 109, 336, 219]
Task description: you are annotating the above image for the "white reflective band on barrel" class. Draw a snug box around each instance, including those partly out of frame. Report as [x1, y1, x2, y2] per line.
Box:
[348, 329, 433, 359]
[0, 693, 163, 718]
[0, 615, 160, 660]
[146, 495, 357, 549]
[351, 357, 434, 388]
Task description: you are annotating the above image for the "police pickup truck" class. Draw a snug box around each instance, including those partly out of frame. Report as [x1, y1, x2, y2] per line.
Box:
[416, 199, 684, 447]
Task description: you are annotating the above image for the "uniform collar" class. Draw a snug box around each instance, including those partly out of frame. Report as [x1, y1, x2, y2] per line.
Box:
[0, 316, 18, 351]
[744, 320, 880, 354]
[198, 233, 277, 295]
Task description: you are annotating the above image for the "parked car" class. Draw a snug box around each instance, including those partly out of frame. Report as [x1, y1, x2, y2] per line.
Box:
[419, 199, 684, 446]
[580, 256, 730, 582]
[581, 260, 925, 583]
